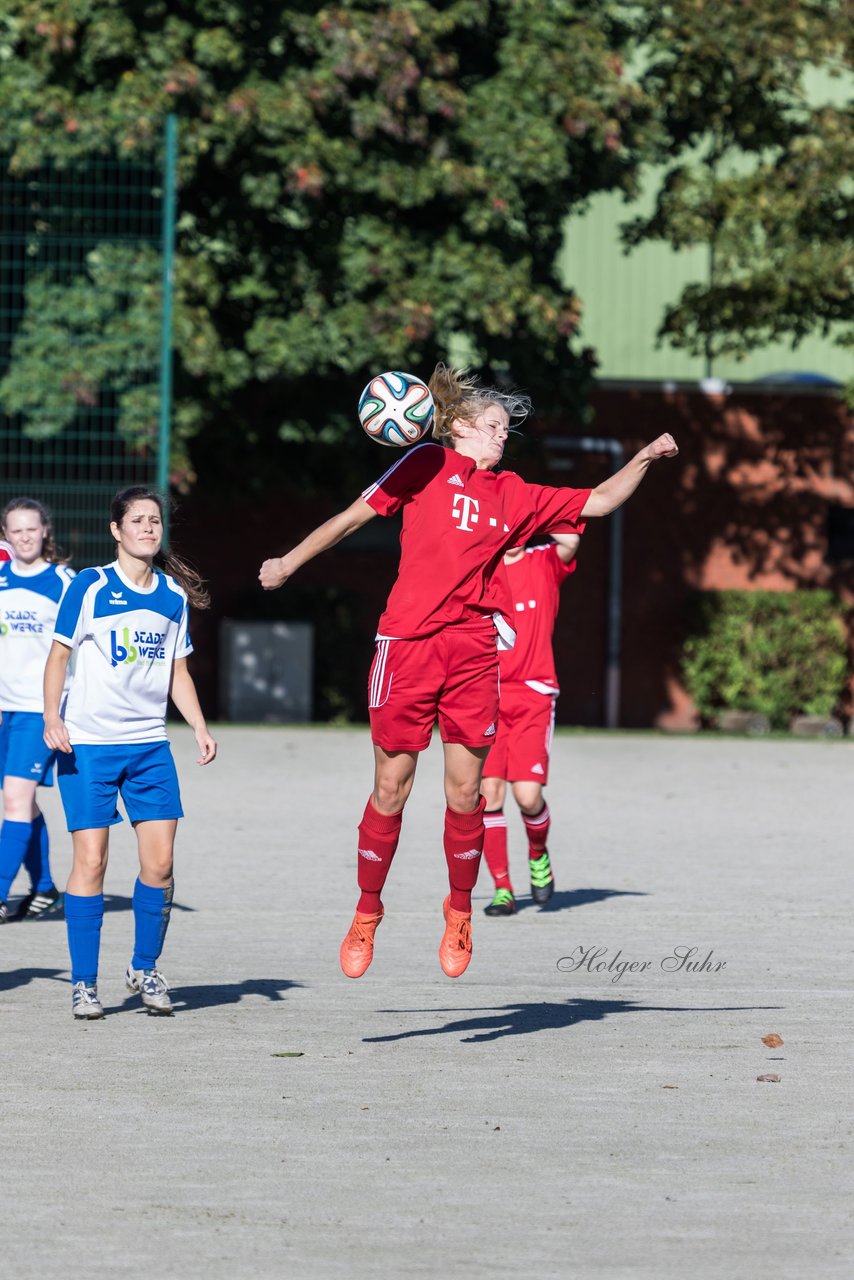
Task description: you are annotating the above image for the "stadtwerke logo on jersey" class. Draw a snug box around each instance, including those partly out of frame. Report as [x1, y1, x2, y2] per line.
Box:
[110, 627, 167, 667]
[0, 609, 43, 636]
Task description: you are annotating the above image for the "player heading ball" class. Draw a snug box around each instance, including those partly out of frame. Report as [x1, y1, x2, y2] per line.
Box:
[259, 365, 677, 981]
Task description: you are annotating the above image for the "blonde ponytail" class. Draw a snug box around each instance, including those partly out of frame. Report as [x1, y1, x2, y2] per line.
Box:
[427, 363, 533, 447]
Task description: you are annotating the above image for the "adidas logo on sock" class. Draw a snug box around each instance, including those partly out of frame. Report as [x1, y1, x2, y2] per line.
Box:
[447, 474, 464, 487]
[358, 847, 382, 862]
[454, 849, 481, 860]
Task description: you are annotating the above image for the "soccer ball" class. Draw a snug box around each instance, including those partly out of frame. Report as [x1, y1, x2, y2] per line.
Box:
[0, 541, 11, 563]
[358, 371, 435, 447]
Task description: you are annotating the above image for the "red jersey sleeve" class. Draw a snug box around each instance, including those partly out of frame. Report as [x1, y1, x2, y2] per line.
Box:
[498, 474, 590, 544]
[528, 482, 589, 535]
[361, 442, 447, 516]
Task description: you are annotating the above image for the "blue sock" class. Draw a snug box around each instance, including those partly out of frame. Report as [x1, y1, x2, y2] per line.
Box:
[65, 893, 105, 985]
[23, 813, 54, 894]
[0, 820, 32, 901]
[131, 879, 173, 971]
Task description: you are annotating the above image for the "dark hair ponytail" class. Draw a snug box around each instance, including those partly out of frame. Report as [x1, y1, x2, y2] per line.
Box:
[1, 496, 68, 564]
[110, 486, 210, 610]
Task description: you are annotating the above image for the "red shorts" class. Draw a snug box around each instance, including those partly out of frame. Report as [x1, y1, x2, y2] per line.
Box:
[368, 618, 500, 753]
[482, 682, 556, 784]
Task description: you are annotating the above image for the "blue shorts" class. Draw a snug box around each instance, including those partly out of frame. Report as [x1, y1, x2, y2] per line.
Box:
[0, 710, 56, 787]
[57, 741, 184, 832]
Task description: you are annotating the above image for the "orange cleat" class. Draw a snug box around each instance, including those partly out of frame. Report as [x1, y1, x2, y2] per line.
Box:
[438, 895, 473, 978]
[340, 906, 384, 978]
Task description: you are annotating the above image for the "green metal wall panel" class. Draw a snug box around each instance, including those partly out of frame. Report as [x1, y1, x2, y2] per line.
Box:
[560, 164, 850, 387]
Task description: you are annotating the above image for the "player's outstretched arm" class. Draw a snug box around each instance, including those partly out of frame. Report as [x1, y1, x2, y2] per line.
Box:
[551, 532, 581, 565]
[43, 640, 73, 754]
[580, 434, 678, 518]
[170, 658, 217, 765]
[259, 497, 378, 591]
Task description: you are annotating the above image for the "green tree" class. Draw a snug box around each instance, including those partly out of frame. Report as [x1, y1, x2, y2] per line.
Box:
[625, 0, 852, 385]
[0, 1, 659, 488]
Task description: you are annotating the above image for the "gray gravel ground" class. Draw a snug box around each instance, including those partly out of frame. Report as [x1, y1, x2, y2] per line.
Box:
[2, 726, 852, 1279]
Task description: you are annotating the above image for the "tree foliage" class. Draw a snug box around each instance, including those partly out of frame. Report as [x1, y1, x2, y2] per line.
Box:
[0, 244, 162, 449]
[0, 2, 850, 489]
[0, 1, 659, 486]
[626, 0, 853, 377]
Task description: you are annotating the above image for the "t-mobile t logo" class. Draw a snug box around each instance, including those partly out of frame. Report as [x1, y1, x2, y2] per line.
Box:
[452, 493, 480, 532]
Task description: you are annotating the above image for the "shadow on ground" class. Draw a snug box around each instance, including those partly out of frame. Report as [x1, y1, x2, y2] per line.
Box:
[365, 998, 783, 1044]
[6, 894, 195, 919]
[0, 966, 66, 993]
[103, 895, 195, 915]
[104, 977, 304, 1014]
[513, 888, 647, 914]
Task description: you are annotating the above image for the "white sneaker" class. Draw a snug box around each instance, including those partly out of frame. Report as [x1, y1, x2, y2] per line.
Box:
[125, 965, 173, 1014]
[72, 981, 105, 1020]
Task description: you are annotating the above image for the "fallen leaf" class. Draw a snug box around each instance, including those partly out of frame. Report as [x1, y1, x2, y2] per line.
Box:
[761, 1033, 784, 1048]
[661, 1084, 679, 1089]
[360, 1106, 369, 1110]
[271, 1052, 304, 1058]
[756, 1073, 781, 1083]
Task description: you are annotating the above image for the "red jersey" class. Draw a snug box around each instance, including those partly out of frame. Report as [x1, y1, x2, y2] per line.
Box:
[362, 442, 588, 641]
[499, 543, 575, 692]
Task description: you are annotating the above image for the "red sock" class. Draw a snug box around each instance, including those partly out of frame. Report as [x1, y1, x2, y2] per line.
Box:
[444, 797, 485, 913]
[523, 802, 551, 858]
[356, 798, 402, 913]
[483, 809, 512, 892]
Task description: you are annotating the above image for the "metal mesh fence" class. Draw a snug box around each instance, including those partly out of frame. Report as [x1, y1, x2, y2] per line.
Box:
[0, 125, 174, 567]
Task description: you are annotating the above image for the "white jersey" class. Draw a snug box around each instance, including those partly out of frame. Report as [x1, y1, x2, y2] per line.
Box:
[53, 561, 192, 745]
[0, 561, 76, 712]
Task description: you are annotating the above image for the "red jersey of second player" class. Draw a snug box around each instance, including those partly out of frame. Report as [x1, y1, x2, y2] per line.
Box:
[362, 443, 588, 641]
[500, 543, 576, 692]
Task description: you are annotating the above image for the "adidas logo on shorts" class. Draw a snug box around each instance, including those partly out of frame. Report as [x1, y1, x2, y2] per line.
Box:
[484, 723, 496, 736]
[531, 763, 545, 775]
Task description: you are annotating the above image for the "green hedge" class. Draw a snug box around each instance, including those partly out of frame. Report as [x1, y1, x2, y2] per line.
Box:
[682, 590, 849, 730]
